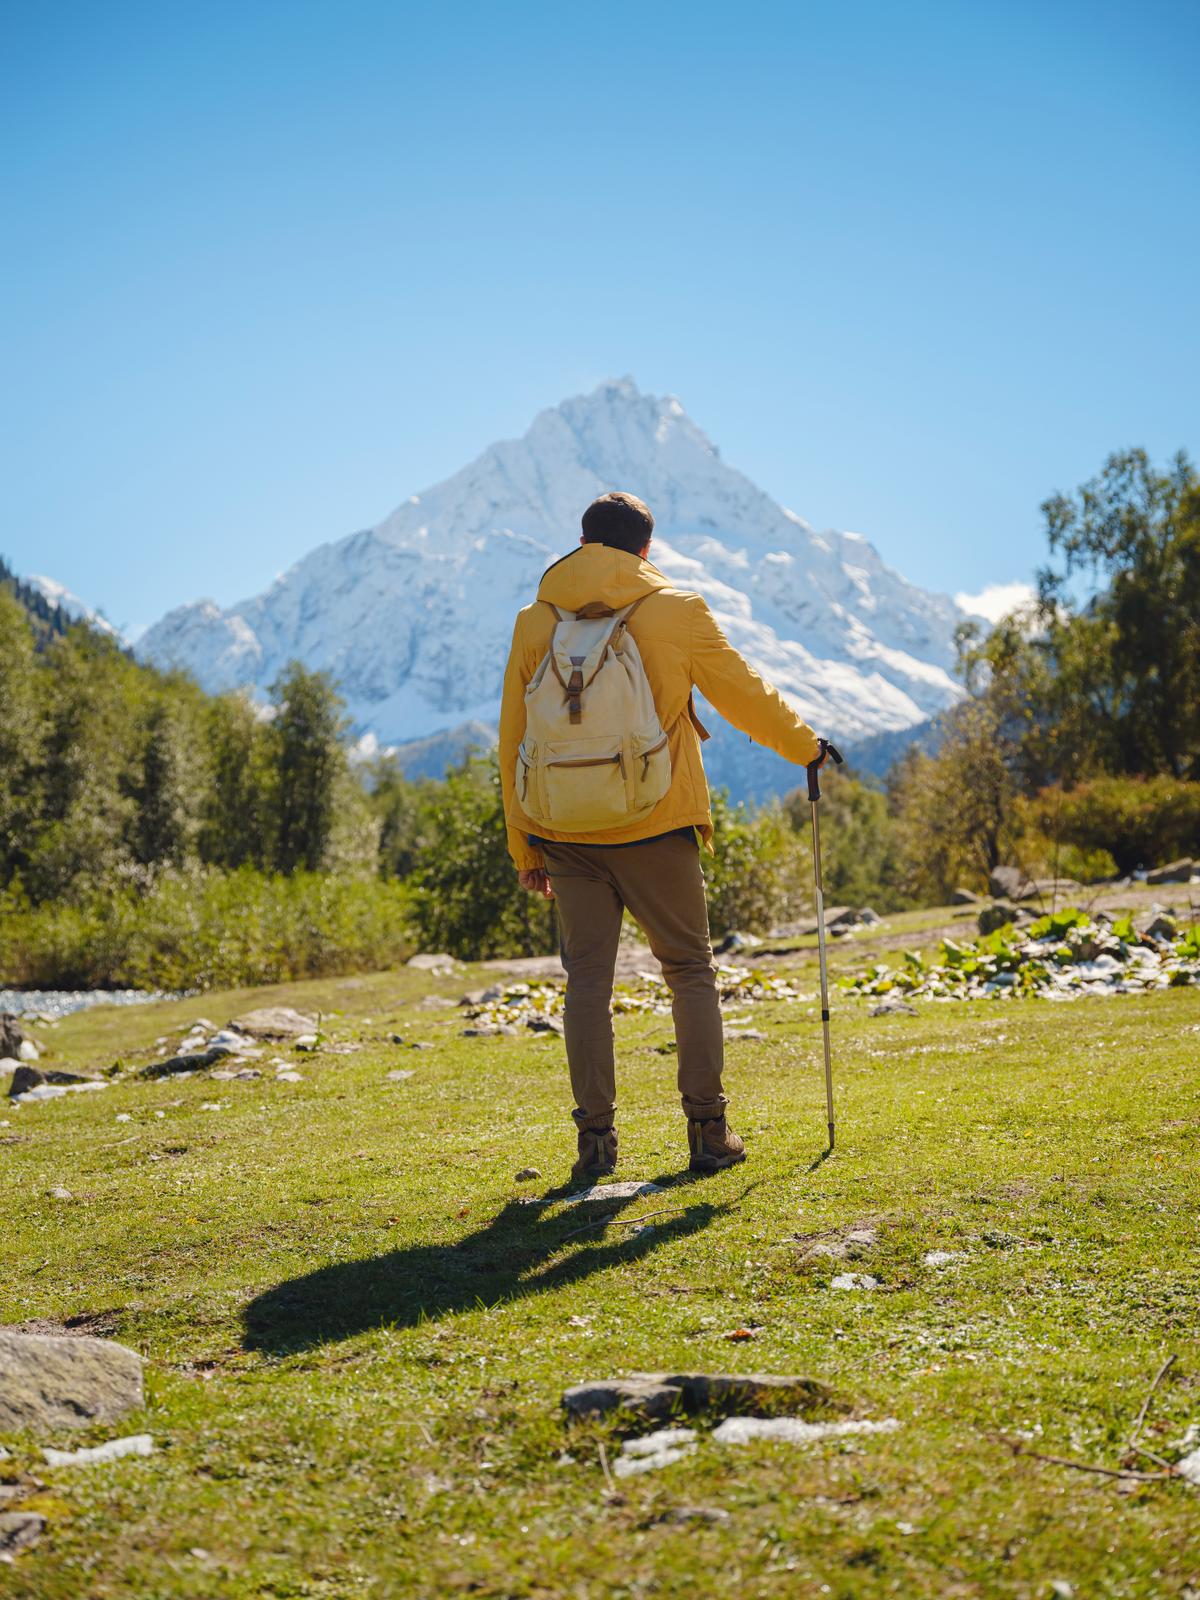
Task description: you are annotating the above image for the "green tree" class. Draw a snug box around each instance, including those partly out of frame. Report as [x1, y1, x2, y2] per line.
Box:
[785, 770, 907, 911]
[0, 590, 44, 882]
[1038, 449, 1200, 779]
[135, 697, 202, 868]
[200, 692, 275, 869]
[270, 663, 347, 874]
[408, 754, 556, 960]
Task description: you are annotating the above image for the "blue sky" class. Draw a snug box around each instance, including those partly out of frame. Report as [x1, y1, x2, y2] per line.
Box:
[3, 0, 1197, 633]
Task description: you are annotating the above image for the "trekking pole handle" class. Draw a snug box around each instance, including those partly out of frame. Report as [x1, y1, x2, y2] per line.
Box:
[806, 739, 844, 802]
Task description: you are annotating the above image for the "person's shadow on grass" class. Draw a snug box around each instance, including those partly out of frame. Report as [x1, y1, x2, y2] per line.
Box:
[243, 1172, 733, 1355]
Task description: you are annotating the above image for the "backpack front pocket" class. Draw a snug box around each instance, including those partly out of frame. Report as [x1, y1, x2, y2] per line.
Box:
[632, 730, 672, 810]
[543, 738, 629, 829]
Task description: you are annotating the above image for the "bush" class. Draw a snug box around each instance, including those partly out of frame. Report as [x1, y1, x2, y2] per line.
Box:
[0, 868, 414, 991]
[1018, 777, 1200, 874]
[703, 792, 810, 938]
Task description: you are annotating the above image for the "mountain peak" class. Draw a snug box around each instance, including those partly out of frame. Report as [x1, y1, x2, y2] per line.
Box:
[140, 383, 977, 793]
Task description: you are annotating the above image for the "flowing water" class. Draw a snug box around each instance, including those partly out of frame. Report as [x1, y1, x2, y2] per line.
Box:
[0, 988, 181, 1021]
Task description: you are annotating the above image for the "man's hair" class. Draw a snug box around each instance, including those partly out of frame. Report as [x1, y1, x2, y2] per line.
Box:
[580, 491, 655, 556]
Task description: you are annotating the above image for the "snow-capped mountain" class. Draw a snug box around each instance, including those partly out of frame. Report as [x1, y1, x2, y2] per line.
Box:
[25, 574, 123, 640]
[141, 379, 974, 793]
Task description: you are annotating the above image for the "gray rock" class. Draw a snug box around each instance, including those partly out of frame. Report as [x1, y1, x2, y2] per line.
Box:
[526, 1013, 564, 1034]
[140, 1048, 227, 1079]
[418, 995, 456, 1011]
[978, 902, 1018, 936]
[562, 1377, 685, 1421]
[726, 1027, 766, 1041]
[563, 1371, 841, 1422]
[462, 1025, 500, 1038]
[869, 997, 917, 1017]
[409, 1041, 435, 1050]
[655, 1505, 732, 1526]
[386, 1069, 415, 1081]
[458, 990, 488, 1006]
[8, 1064, 102, 1098]
[1146, 858, 1195, 885]
[988, 865, 1029, 900]
[229, 1007, 317, 1039]
[0, 1329, 144, 1431]
[951, 887, 983, 905]
[514, 1167, 541, 1181]
[1137, 912, 1179, 941]
[407, 952, 456, 972]
[17, 1038, 39, 1061]
[0, 1014, 24, 1060]
[714, 931, 763, 953]
[858, 907, 881, 925]
[0, 1512, 45, 1553]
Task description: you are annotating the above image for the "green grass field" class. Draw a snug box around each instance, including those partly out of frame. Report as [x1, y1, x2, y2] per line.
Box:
[2, 908, 1198, 1598]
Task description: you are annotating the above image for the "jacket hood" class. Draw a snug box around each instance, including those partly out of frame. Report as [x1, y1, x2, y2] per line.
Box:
[536, 544, 673, 612]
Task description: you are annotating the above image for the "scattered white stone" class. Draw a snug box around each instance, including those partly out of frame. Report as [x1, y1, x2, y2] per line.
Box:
[115, 1113, 132, 1123]
[15, 1081, 107, 1104]
[830, 1273, 879, 1291]
[199, 1102, 226, 1112]
[564, 1180, 663, 1206]
[1177, 1445, 1200, 1486]
[923, 1249, 962, 1267]
[386, 1070, 415, 1082]
[712, 1416, 901, 1446]
[275, 1070, 303, 1083]
[18, 1040, 39, 1061]
[43, 1433, 154, 1467]
[895, 1520, 917, 1535]
[845, 1228, 877, 1246]
[614, 1428, 697, 1477]
[1049, 1583, 1075, 1600]
[294, 1035, 319, 1051]
[515, 1167, 542, 1182]
[48, 1186, 73, 1200]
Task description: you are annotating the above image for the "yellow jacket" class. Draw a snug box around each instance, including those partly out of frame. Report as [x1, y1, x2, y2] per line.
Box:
[499, 544, 822, 870]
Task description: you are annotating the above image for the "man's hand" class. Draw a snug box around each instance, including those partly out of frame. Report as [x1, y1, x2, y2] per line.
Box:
[518, 868, 555, 899]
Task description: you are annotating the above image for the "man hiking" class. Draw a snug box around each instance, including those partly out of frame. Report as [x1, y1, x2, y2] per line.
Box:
[499, 491, 828, 1183]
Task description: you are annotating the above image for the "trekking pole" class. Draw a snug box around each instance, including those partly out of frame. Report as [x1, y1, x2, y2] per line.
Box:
[806, 739, 845, 1151]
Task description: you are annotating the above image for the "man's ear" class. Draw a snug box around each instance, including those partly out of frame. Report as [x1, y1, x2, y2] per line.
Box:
[639, 540, 652, 559]
[579, 534, 586, 546]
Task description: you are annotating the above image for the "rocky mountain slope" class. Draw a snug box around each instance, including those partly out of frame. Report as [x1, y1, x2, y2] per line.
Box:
[141, 379, 975, 794]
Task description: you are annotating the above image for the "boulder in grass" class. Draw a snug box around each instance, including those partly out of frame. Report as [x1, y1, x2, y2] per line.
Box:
[229, 1007, 317, 1040]
[0, 1512, 46, 1553]
[988, 865, 1031, 900]
[0, 1329, 144, 1431]
[563, 1371, 842, 1423]
[407, 953, 456, 973]
[951, 887, 983, 905]
[1146, 858, 1195, 886]
[0, 1014, 23, 1060]
[8, 1064, 100, 1098]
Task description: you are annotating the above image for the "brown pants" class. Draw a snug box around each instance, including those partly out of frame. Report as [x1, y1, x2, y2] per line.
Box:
[542, 833, 727, 1130]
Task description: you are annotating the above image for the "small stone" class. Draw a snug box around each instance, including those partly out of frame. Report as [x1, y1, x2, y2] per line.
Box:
[49, 1186, 73, 1200]
[0, 1512, 45, 1553]
[293, 1034, 320, 1051]
[951, 887, 983, 904]
[830, 1273, 879, 1290]
[989, 865, 1030, 899]
[229, 1007, 317, 1039]
[115, 1113, 132, 1123]
[1049, 1584, 1075, 1599]
[656, 1505, 732, 1526]
[923, 1249, 962, 1267]
[389, 1033, 405, 1044]
[463, 1026, 500, 1038]
[418, 995, 456, 1011]
[409, 1041, 435, 1050]
[726, 1028, 766, 1041]
[43, 1433, 154, 1466]
[614, 1428, 697, 1477]
[17, 1039, 39, 1062]
[712, 1416, 899, 1445]
[514, 1166, 541, 1181]
[386, 1069, 415, 1082]
[869, 998, 917, 1017]
[407, 952, 457, 972]
[275, 1070, 303, 1083]
[1145, 858, 1194, 885]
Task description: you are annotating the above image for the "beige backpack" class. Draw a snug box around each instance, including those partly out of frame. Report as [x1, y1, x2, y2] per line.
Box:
[517, 597, 672, 832]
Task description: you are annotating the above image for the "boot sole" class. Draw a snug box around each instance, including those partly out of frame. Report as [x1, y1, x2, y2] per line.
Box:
[689, 1149, 747, 1173]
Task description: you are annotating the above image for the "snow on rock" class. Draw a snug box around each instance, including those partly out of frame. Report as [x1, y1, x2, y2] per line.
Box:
[141, 378, 972, 798]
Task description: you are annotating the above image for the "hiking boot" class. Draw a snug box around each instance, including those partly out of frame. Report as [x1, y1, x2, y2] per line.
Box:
[688, 1115, 746, 1173]
[572, 1124, 618, 1183]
